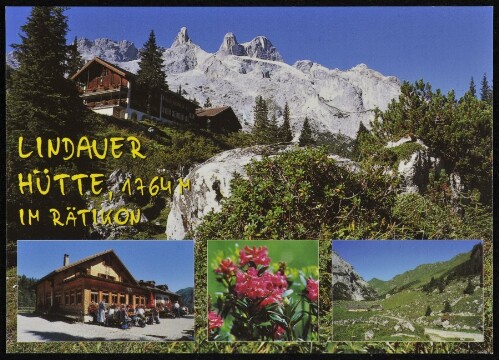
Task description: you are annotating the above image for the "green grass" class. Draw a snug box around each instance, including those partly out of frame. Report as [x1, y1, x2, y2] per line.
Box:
[369, 251, 470, 296]
[334, 275, 484, 342]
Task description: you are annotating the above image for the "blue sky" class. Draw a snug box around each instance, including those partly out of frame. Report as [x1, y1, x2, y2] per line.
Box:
[333, 240, 482, 282]
[6, 6, 492, 98]
[17, 240, 194, 292]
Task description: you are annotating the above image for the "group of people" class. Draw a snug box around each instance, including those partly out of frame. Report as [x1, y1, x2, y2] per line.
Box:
[95, 301, 161, 328]
[93, 299, 188, 328]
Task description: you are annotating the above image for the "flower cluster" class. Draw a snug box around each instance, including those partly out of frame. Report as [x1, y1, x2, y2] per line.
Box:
[214, 258, 238, 276]
[306, 278, 319, 302]
[209, 244, 318, 341]
[208, 311, 223, 331]
[239, 245, 271, 267]
[234, 267, 288, 308]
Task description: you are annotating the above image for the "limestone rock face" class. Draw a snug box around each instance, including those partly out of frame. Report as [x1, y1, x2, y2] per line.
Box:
[218, 32, 246, 56]
[394, 139, 436, 194]
[332, 251, 377, 301]
[77, 38, 139, 62]
[165, 145, 292, 239]
[88, 169, 147, 239]
[388, 137, 463, 197]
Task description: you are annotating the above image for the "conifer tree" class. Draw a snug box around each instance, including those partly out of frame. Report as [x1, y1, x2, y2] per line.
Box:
[6, 7, 86, 261]
[204, 97, 213, 108]
[352, 121, 370, 159]
[463, 279, 475, 295]
[298, 117, 315, 146]
[425, 305, 432, 316]
[278, 102, 293, 142]
[468, 76, 476, 97]
[252, 96, 269, 143]
[136, 30, 167, 115]
[8, 7, 83, 136]
[443, 300, 452, 313]
[480, 73, 492, 105]
[67, 36, 84, 77]
[268, 113, 280, 144]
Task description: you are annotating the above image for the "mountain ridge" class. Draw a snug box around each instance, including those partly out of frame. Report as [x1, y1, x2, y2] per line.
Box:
[6, 27, 401, 138]
[368, 248, 477, 297]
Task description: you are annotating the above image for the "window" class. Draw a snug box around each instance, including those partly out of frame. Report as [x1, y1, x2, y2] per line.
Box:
[70, 290, 75, 304]
[98, 273, 115, 281]
[55, 293, 62, 305]
[65, 292, 69, 305]
[112, 293, 118, 304]
[91, 291, 98, 303]
[102, 292, 109, 303]
[76, 290, 82, 304]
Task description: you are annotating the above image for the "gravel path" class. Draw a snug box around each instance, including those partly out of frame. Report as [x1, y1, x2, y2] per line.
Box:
[17, 314, 194, 342]
[424, 328, 484, 342]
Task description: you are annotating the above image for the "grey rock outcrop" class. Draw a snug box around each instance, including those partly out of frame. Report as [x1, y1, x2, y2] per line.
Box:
[88, 169, 147, 239]
[388, 137, 463, 197]
[165, 145, 292, 239]
[332, 251, 377, 301]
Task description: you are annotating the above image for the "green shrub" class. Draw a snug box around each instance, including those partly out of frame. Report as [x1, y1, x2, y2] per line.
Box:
[196, 148, 399, 240]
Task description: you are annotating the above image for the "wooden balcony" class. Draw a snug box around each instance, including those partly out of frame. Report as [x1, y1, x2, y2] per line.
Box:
[86, 99, 128, 109]
[79, 85, 128, 98]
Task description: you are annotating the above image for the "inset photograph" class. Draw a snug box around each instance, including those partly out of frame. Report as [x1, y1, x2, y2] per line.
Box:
[17, 240, 194, 342]
[332, 240, 483, 342]
[207, 240, 319, 341]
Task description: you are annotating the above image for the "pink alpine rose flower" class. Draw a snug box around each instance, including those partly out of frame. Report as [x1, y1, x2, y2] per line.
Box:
[306, 278, 319, 302]
[214, 258, 238, 276]
[234, 267, 287, 308]
[239, 246, 271, 267]
[208, 311, 223, 331]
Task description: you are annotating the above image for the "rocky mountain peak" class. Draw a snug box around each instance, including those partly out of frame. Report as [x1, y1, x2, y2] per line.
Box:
[217, 33, 283, 62]
[77, 37, 139, 62]
[218, 32, 245, 56]
[172, 27, 191, 47]
[242, 35, 283, 62]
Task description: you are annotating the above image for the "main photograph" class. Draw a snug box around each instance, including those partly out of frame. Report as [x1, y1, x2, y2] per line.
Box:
[6, 6, 492, 354]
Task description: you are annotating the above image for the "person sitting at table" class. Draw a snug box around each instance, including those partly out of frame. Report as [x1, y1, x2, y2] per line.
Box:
[152, 305, 161, 324]
[136, 305, 146, 320]
[119, 305, 129, 329]
[106, 305, 116, 326]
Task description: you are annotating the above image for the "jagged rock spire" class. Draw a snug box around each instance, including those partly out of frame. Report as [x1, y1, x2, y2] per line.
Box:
[218, 32, 283, 62]
[172, 27, 191, 47]
[218, 32, 245, 56]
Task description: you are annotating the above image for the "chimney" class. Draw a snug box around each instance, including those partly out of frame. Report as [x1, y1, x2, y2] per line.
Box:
[63, 254, 70, 266]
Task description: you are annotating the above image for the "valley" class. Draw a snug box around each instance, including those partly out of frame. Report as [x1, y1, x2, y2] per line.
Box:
[333, 243, 484, 342]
